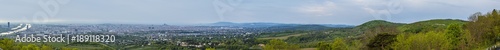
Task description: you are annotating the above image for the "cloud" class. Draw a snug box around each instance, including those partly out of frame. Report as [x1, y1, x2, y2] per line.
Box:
[297, 1, 337, 16]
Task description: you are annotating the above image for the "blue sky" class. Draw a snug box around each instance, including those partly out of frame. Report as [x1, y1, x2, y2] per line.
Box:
[0, 0, 499, 25]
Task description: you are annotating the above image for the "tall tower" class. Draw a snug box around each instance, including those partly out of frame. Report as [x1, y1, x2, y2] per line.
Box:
[7, 22, 10, 28]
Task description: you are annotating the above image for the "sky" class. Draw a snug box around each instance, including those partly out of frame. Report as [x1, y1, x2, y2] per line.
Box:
[0, 0, 499, 25]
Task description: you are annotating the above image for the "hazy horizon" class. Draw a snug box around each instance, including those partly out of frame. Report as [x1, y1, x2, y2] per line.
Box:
[0, 0, 499, 25]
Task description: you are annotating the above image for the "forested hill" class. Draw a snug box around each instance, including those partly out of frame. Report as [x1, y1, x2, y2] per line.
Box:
[261, 9, 499, 50]
[355, 20, 404, 31]
[398, 19, 467, 33]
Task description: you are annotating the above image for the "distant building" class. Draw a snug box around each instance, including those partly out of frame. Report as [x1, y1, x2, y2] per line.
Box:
[7, 22, 9, 28]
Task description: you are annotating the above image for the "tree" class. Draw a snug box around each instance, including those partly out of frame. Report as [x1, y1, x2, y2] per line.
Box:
[466, 9, 500, 46]
[349, 40, 363, 50]
[445, 23, 465, 49]
[0, 38, 23, 50]
[446, 23, 464, 38]
[493, 9, 500, 42]
[366, 33, 396, 50]
[0, 38, 14, 50]
[61, 47, 79, 50]
[458, 30, 476, 49]
[41, 45, 53, 50]
[205, 47, 216, 50]
[391, 32, 453, 50]
[22, 44, 40, 50]
[316, 42, 333, 50]
[11, 44, 23, 50]
[492, 9, 498, 17]
[331, 38, 348, 50]
[469, 12, 482, 22]
[264, 39, 299, 50]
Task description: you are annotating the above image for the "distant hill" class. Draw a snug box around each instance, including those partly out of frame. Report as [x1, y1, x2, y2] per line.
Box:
[355, 20, 405, 31]
[349, 19, 469, 34]
[202, 22, 354, 28]
[206, 22, 283, 28]
[265, 24, 336, 31]
[257, 19, 469, 48]
[398, 19, 467, 33]
[318, 24, 354, 28]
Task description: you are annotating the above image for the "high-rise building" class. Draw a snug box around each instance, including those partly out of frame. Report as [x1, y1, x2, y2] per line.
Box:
[7, 22, 10, 28]
[26, 25, 29, 30]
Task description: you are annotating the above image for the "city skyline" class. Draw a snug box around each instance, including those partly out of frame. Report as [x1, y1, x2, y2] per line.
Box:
[0, 0, 499, 25]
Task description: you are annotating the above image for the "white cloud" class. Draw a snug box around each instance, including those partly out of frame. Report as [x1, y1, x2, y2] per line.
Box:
[297, 1, 337, 16]
[353, 0, 403, 21]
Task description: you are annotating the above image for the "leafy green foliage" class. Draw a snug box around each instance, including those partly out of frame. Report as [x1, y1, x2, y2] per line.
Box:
[205, 47, 216, 50]
[331, 38, 348, 50]
[0, 38, 82, 50]
[391, 32, 453, 50]
[349, 40, 363, 50]
[41, 44, 53, 50]
[316, 38, 362, 50]
[445, 23, 465, 49]
[263, 39, 299, 50]
[356, 20, 402, 48]
[61, 47, 79, 50]
[466, 9, 500, 49]
[0, 38, 14, 50]
[316, 42, 333, 50]
[22, 44, 40, 50]
[366, 33, 396, 50]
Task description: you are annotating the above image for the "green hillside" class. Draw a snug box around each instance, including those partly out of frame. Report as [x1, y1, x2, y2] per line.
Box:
[355, 20, 404, 31]
[398, 19, 467, 33]
[308, 9, 500, 50]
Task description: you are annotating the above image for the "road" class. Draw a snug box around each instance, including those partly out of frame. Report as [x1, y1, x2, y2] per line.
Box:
[0, 24, 31, 36]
